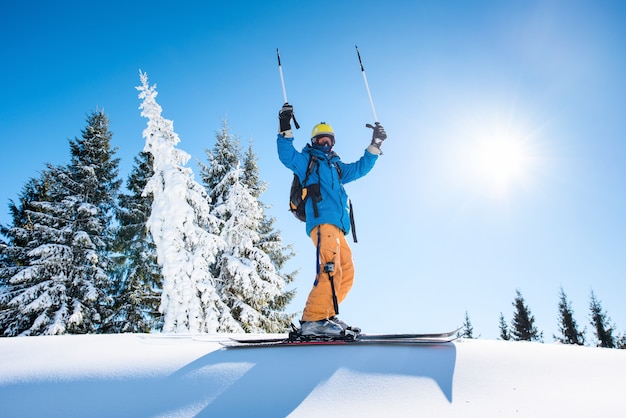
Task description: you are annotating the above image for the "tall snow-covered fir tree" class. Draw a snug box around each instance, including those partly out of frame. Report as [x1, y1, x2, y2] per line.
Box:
[0, 110, 120, 335]
[137, 71, 225, 333]
[510, 289, 543, 342]
[107, 151, 163, 333]
[215, 167, 294, 332]
[241, 142, 296, 323]
[198, 119, 240, 283]
[199, 126, 296, 332]
[555, 287, 585, 345]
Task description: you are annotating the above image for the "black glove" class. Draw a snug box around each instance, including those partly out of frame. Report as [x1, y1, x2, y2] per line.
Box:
[368, 122, 387, 148]
[279, 103, 293, 133]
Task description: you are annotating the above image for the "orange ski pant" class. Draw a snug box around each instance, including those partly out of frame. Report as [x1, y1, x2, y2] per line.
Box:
[302, 224, 355, 322]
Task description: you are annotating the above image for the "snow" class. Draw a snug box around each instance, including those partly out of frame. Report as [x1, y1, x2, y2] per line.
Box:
[1, 334, 624, 417]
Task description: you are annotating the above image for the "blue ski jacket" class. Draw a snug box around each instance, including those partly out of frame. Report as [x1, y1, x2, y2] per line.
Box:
[277, 133, 378, 236]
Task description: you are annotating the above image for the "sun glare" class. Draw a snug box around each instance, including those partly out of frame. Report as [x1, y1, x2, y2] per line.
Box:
[444, 113, 541, 201]
[468, 135, 532, 194]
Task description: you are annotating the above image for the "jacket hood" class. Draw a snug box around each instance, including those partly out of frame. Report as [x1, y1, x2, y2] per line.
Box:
[302, 143, 340, 162]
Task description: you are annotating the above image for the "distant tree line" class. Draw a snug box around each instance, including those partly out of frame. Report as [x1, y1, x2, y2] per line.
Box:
[462, 287, 625, 349]
[0, 73, 296, 336]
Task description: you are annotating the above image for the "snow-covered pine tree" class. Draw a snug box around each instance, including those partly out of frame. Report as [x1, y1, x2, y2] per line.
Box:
[108, 151, 163, 333]
[199, 119, 241, 207]
[589, 290, 615, 348]
[0, 172, 55, 335]
[0, 111, 120, 335]
[498, 313, 510, 340]
[200, 126, 296, 332]
[555, 287, 585, 345]
[66, 110, 122, 221]
[137, 71, 225, 333]
[241, 142, 296, 322]
[510, 289, 543, 342]
[214, 166, 294, 332]
[241, 140, 265, 198]
[197, 119, 240, 284]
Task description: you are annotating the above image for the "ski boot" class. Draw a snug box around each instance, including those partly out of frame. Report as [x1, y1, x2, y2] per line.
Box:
[300, 319, 344, 337]
[330, 316, 361, 334]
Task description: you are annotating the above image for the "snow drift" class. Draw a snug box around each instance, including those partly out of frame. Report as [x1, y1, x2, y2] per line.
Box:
[0, 334, 624, 417]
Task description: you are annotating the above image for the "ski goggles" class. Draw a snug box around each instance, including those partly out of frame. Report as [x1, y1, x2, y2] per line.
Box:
[313, 135, 335, 146]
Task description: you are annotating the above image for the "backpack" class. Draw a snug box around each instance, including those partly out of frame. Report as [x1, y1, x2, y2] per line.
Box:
[289, 155, 332, 222]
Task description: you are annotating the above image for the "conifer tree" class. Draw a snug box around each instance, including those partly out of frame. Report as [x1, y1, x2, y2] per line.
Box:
[555, 287, 585, 345]
[498, 312, 510, 341]
[0, 172, 55, 335]
[199, 119, 241, 207]
[215, 167, 295, 332]
[198, 119, 240, 285]
[510, 290, 543, 342]
[200, 129, 296, 332]
[0, 110, 120, 335]
[589, 290, 615, 348]
[241, 140, 265, 198]
[66, 110, 122, 220]
[107, 152, 163, 332]
[137, 72, 225, 333]
[462, 310, 475, 338]
[241, 142, 296, 320]
[0, 173, 54, 271]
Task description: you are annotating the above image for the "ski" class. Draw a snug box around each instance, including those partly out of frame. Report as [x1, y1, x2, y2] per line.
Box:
[221, 327, 461, 348]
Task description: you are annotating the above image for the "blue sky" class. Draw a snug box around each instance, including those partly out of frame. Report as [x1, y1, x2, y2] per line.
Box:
[1, 1, 625, 340]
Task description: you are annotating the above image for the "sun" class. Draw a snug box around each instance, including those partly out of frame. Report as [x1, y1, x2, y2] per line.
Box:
[444, 115, 540, 200]
[467, 134, 533, 195]
[435, 96, 547, 203]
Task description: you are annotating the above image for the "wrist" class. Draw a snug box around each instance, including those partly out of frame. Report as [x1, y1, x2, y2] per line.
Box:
[367, 144, 382, 155]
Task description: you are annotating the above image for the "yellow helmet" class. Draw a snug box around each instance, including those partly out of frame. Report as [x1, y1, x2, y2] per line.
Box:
[311, 122, 335, 145]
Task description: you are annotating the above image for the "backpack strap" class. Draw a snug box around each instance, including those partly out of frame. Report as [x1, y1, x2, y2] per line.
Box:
[302, 155, 321, 218]
[302, 155, 317, 186]
[333, 161, 342, 179]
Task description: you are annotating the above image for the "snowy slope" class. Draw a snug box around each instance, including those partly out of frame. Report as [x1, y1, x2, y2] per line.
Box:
[0, 334, 624, 417]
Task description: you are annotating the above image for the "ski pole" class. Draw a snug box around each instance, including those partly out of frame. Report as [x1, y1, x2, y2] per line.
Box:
[324, 262, 340, 315]
[355, 45, 379, 124]
[276, 48, 300, 129]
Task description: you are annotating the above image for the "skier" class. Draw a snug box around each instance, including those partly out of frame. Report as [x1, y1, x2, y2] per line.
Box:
[276, 102, 387, 337]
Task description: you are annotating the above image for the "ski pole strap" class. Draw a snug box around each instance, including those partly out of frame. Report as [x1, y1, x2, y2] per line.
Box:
[324, 262, 339, 316]
[349, 199, 357, 243]
[329, 274, 339, 316]
[314, 226, 321, 285]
